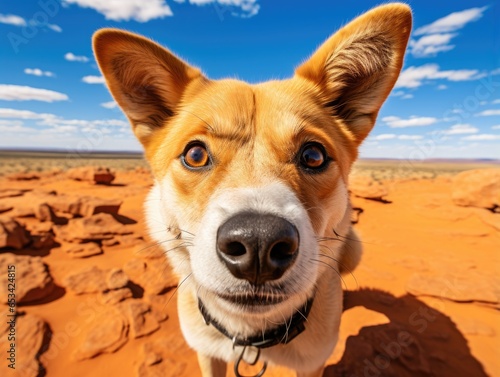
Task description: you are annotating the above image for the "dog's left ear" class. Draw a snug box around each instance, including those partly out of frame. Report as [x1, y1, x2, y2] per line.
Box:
[93, 29, 203, 146]
[295, 3, 412, 144]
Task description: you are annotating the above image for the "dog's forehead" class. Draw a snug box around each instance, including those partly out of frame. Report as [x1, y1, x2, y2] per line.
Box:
[182, 78, 336, 140]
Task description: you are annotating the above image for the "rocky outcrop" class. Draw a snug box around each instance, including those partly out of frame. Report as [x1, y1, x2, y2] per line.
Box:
[452, 169, 500, 210]
[67, 166, 115, 185]
[349, 176, 390, 202]
[0, 217, 30, 249]
[0, 254, 55, 304]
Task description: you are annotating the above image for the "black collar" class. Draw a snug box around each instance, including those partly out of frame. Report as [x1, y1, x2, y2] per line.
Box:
[198, 296, 314, 349]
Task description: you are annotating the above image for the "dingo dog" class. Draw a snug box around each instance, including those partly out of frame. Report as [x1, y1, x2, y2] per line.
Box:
[93, 4, 411, 376]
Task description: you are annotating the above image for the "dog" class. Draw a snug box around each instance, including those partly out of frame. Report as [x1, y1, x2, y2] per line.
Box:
[93, 3, 411, 376]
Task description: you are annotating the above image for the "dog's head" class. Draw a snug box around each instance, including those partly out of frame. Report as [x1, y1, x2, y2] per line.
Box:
[94, 4, 410, 332]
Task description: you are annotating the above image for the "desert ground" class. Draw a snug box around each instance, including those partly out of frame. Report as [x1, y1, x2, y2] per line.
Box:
[0, 151, 498, 377]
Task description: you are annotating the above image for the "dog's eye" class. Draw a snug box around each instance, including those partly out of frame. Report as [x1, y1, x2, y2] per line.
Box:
[182, 143, 211, 169]
[299, 143, 328, 170]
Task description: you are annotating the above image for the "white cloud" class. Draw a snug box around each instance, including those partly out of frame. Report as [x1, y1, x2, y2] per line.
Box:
[0, 107, 128, 134]
[62, 0, 173, 22]
[437, 84, 447, 90]
[443, 124, 479, 135]
[409, 33, 456, 57]
[414, 7, 488, 35]
[396, 64, 485, 88]
[371, 134, 424, 141]
[391, 90, 405, 97]
[383, 116, 438, 128]
[398, 135, 423, 140]
[0, 14, 26, 26]
[0, 108, 57, 120]
[101, 101, 118, 109]
[39, 117, 128, 128]
[391, 91, 413, 99]
[0, 124, 34, 133]
[491, 68, 500, 76]
[82, 75, 105, 84]
[41, 125, 79, 134]
[47, 24, 62, 32]
[186, 0, 260, 17]
[462, 134, 500, 141]
[0, 120, 24, 127]
[0, 85, 68, 102]
[65, 52, 89, 62]
[491, 125, 500, 130]
[411, 7, 488, 58]
[476, 109, 500, 116]
[24, 68, 54, 77]
[492, 99, 500, 104]
[374, 134, 396, 140]
[0, 14, 62, 33]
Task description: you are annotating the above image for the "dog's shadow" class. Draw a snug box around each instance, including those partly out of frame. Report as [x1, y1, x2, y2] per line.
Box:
[323, 288, 488, 377]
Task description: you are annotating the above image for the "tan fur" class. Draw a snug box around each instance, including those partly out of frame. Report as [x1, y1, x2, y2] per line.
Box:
[93, 4, 411, 376]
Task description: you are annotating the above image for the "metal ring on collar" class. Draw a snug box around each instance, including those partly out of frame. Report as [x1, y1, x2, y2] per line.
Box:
[234, 346, 267, 377]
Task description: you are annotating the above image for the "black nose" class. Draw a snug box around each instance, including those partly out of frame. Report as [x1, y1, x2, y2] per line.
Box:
[216, 212, 299, 285]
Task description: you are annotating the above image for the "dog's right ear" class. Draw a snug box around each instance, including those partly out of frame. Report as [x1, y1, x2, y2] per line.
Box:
[93, 29, 204, 145]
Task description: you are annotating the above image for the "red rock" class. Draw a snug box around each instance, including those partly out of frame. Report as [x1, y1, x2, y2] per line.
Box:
[63, 266, 106, 295]
[0, 203, 13, 213]
[53, 213, 133, 243]
[29, 222, 53, 234]
[63, 242, 103, 258]
[29, 222, 56, 249]
[67, 166, 116, 185]
[106, 268, 129, 290]
[6, 172, 40, 181]
[124, 258, 177, 296]
[74, 309, 128, 360]
[473, 208, 500, 231]
[43, 195, 81, 216]
[78, 197, 122, 217]
[34, 203, 58, 222]
[351, 207, 363, 224]
[32, 233, 56, 249]
[40, 194, 122, 218]
[124, 301, 160, 338]
[349, 176, 389, 201]
[0, 313, 49, 377]
[102, 238, 120, 247]
[137, 340, 187, 377]
[0, 188, 25, 198]
[452, 169, 500, 209]
[114, 234, 146, 250]
[406, 272, 499, 304]
[0, 217, 30, 249]
[101, 287, 133, 305]
[124, 259, 147, 275]
[0, 254, 55, 304]
[13, 206, 36, 218]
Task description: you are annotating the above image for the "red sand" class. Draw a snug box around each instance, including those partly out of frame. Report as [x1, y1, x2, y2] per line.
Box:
[0, 169, 498, 377]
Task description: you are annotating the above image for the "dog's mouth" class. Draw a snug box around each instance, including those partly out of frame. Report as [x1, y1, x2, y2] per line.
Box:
[218, 292, 287, 306]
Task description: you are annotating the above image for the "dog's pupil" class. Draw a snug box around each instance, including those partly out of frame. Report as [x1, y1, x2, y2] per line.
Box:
[303, 147, 323, 167]
[188, 146, 206, 165]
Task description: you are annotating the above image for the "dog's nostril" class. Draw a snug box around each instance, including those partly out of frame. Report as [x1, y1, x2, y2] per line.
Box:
[225, 241, 247, 257]
[270, 241, 296, 262]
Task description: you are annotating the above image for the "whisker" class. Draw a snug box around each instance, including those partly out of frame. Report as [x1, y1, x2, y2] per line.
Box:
[317, 252, 359, 289]
[163, 272, 193, 310]
[309, 258, 348, 290]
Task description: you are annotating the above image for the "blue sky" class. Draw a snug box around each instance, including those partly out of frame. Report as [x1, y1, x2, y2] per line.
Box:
[0, 0, 499, 159]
